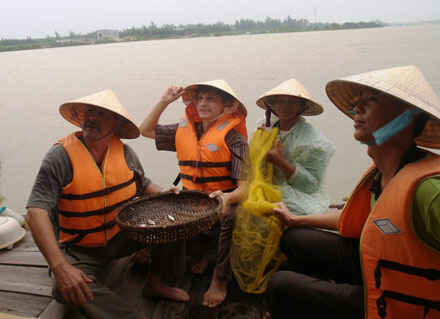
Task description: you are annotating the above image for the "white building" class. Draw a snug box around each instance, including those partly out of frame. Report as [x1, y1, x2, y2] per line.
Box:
[96, 30, 120, 41]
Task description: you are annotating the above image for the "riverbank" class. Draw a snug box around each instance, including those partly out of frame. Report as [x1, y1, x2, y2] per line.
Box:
[0, 18, 385, 53]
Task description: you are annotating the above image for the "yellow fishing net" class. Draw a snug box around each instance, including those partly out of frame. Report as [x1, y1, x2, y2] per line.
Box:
[231, 127, 287, 294]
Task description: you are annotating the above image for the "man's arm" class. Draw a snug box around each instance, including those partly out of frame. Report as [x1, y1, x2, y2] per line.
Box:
[26, 145, 93, 305]
[27, 208, 93, 305]
[144, 182, 164, 195]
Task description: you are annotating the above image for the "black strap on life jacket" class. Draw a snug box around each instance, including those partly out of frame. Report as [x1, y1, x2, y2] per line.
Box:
[179, 174, 233, 184]
[374, 259, 440, 318]
[374, 259, 440, 288]
[59, 220, 117, 246]
[377, 290, 440, 318]
[58, 197, 132, 218]
[60, 177, 135, 200]
[178, 160, 232, 169]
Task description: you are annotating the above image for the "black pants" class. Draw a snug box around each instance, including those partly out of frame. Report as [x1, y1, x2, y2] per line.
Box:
[55, 232, 145, 319]
[265, 227, 364, 319]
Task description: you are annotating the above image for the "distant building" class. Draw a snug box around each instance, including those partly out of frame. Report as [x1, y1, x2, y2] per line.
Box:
[96, 30, 120, 41]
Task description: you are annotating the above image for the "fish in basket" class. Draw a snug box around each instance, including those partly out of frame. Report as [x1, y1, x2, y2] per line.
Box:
[115, 190, 221, 245]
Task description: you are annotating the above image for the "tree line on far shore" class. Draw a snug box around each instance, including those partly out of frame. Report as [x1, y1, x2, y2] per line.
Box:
[1, 16, 386, 52]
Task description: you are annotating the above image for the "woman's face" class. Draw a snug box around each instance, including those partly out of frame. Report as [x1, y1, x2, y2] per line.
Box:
[266, 96, 305, 121]
[351, 92, 404, 143]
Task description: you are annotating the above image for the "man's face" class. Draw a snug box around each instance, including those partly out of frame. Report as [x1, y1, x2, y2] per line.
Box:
[195, 90, 226, 122]
[351, 92, 404, 143]
[80, 106, 118, 141]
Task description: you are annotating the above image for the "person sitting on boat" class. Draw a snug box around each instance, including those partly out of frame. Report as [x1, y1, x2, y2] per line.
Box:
[256, 79, 336, 215]
[26, 90, 168, 319]
[265, 65, 440, 319]
[139, 80, 248, 307]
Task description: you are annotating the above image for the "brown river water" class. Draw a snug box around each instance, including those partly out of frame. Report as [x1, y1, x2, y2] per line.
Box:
[1, 24, 439, 212]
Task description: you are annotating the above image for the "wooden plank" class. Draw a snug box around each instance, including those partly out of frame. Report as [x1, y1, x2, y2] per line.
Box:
[0, 265, 52, 300]
[38, 300, 66, 319]
[0, 291, 50, 318]
[0, 281, 51, 297]
[0, 251, 47, 267]
[0, 313, 36, 318]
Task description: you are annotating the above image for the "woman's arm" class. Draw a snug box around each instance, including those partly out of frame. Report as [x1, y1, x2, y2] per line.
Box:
[139, 86, 184, 139]
[273, 202, 341, 230]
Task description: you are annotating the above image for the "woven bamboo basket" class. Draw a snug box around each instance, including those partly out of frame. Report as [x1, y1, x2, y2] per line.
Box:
[115, 190, 221, 245]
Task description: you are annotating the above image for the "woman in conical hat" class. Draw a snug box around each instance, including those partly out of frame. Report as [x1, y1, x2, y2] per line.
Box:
[265, 66, 440, 319]
[256, 78, 335, 215]
[139, 80, 248, 307]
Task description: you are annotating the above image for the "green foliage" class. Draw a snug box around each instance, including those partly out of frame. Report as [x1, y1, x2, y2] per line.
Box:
[0, 16, 385, 52]
[119, 17, 384, 40]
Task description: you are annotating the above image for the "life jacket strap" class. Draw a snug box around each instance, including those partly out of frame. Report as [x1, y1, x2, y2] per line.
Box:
[178, 160, 232, 168]
[60, 177, 135, 200]
[374, 259, 440, 288]
[179, 174, 233, 184]
[60, 220, 117, 246]
[377, 290, 440, 318]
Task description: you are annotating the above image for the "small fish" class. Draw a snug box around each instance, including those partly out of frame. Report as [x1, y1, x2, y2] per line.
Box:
[147, 219, 156, 225]
[167, 215, 175, 222]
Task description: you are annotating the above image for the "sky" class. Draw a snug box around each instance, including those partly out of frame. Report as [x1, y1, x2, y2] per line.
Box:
[2, 0, 440, 39]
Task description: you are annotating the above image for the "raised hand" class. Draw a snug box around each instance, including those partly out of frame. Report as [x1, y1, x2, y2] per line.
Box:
[160, 86, 184, 106]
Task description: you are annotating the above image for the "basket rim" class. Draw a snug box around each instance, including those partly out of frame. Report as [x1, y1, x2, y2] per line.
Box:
[115, 190, 222, 232]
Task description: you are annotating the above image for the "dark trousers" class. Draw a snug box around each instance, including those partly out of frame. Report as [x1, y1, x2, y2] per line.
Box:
[55, 232, 145, 319]
[266, 227, 364, 319]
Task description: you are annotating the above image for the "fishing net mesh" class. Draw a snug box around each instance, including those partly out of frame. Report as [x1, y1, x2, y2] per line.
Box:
[231, 127, 287, 294]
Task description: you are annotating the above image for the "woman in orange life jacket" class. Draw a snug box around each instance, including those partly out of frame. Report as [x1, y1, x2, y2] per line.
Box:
[139, 80, 248, 307]
[265, 66, 440, 319]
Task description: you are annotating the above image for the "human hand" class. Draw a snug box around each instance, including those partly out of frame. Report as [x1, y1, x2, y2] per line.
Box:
[52, 262, 93, 306]
[209, 190, 230, 217]
[160, 86, 184, 105]
[266, 139, 283, 165]
[167, 186, 181, 194]
[272, 202, 293, 226]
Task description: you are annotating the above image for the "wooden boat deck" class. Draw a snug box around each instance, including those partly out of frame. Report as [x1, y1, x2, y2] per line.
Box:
[0, 232, 265, 319]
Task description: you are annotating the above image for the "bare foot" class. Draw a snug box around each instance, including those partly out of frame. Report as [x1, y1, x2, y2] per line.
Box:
[143, 275, 190, 302]
[191, 254, 209, 274]
[202, 270, 228, 308]
[264, 312, 272, 319]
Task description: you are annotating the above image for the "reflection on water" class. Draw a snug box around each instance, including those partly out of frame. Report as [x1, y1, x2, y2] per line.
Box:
[1, 24, 440, 212]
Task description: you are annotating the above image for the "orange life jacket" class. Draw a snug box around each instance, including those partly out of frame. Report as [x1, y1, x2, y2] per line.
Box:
[339, 153, 440, 318]
[57, 132, 137, 247]
[175, 112, 245, 192]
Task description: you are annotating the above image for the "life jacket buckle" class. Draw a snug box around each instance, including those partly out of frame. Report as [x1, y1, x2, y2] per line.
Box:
[377, 294, 387, 318]
[374, 263, 382, 288]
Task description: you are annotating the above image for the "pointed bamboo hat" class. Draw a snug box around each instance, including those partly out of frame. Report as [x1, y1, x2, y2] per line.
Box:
[182, 80, 247, 116]
[256, 79, 323, 116]
[326, 65, 440, 149]
[59, 90, 140, 139]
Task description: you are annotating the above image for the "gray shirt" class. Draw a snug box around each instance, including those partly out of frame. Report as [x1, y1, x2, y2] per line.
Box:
[26, 142, 150, 216]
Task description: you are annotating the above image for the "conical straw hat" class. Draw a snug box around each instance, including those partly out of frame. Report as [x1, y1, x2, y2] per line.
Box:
[182, 80, 247, 116]
[59, 90, 140, 139]
[256, 79, 323, 116]
[326, 65, 440, 149]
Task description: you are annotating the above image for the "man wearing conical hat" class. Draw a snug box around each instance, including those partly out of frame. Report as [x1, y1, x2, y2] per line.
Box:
[26, 90, 164, 319]
[265, 66, 440, 319]
[140, 80, 248, 307]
